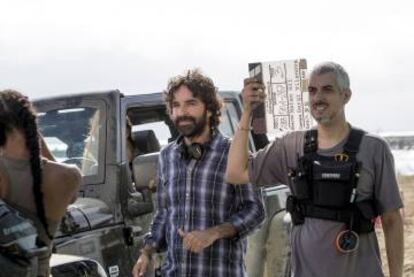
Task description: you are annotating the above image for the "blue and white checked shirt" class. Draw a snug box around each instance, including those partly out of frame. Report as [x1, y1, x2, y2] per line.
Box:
[144, 132, 265, 277]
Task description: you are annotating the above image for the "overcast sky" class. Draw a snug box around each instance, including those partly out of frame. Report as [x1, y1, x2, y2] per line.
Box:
[1, 0, 413, 132]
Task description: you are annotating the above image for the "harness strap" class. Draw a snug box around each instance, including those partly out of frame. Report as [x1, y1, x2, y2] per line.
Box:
[288, 200, 376, 233]
[304, 129, 317, 154]
[301, 203, 351, 223]
[292, 126, 376, 233]
[304, 127, 365, 156]
[343, 128, 365, 155]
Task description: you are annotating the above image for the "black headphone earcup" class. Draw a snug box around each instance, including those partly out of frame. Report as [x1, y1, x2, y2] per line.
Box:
[188, 143, 203, 160]
[180, 143, 204, 160]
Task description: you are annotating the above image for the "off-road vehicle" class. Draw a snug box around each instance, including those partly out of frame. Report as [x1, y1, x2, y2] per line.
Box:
[34, 90, 290, 277]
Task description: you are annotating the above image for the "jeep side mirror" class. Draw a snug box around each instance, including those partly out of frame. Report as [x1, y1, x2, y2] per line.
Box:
[132, 153, 159, 193]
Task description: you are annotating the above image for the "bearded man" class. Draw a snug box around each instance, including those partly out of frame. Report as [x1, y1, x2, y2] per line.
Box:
[132, 69, 265, 277]
[226, 61, 404, 277]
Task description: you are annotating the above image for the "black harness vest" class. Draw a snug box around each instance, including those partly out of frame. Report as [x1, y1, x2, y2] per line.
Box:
[286, 128, 378, 233]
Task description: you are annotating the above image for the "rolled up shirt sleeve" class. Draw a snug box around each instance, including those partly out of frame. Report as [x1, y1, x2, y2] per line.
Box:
[143, 208, 167, 251]
[228, 184, 265, 240]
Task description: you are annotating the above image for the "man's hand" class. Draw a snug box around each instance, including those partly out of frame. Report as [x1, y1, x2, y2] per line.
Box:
[178, 228, 218, 253]
[132, 252, 150, 277]
[242, 78, 266, 113]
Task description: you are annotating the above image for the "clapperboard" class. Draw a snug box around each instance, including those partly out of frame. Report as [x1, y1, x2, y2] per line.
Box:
[248, 59, 314, 136]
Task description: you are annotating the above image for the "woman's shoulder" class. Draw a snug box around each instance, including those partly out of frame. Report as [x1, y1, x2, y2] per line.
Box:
[42, 160, 81, 193]
[41, 159, 81, 220]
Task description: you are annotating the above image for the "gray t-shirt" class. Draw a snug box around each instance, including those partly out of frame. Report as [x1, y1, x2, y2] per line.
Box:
[248, 130, 403, 277]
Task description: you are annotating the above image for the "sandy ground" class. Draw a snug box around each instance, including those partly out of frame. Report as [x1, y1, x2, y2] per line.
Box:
[377, 175, 414, 276]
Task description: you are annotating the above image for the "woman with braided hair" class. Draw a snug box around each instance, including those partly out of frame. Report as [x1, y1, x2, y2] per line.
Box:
[0, 89, 81, 276]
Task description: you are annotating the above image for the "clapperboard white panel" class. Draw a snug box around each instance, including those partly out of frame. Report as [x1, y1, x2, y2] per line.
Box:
[248, 59, 314, 136]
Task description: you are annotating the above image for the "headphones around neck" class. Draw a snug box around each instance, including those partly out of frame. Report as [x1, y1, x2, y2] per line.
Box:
[180, 142, 204, 160]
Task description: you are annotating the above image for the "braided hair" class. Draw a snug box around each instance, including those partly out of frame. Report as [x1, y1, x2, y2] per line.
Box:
[0, 89, 53, 240]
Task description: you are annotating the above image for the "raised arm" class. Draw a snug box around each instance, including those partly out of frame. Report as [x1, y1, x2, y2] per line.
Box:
[226, 78, 266, 184]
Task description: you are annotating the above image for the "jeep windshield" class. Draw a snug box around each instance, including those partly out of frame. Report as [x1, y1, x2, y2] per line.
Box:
[37, 106, 102, 177]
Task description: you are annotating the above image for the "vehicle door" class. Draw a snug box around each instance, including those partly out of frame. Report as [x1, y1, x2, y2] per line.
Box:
[35, 91, 134, 277]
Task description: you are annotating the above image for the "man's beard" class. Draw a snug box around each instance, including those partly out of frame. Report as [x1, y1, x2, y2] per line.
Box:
[174, 111, 208, 138]
[313, 114, 332, 125]
[311, 101, 333, 125]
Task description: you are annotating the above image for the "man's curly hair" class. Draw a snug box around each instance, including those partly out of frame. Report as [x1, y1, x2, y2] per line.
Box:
[164, 69, 223, 130]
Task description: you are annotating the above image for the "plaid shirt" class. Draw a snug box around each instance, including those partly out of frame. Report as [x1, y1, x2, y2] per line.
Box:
[144, 132, 265, 277]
